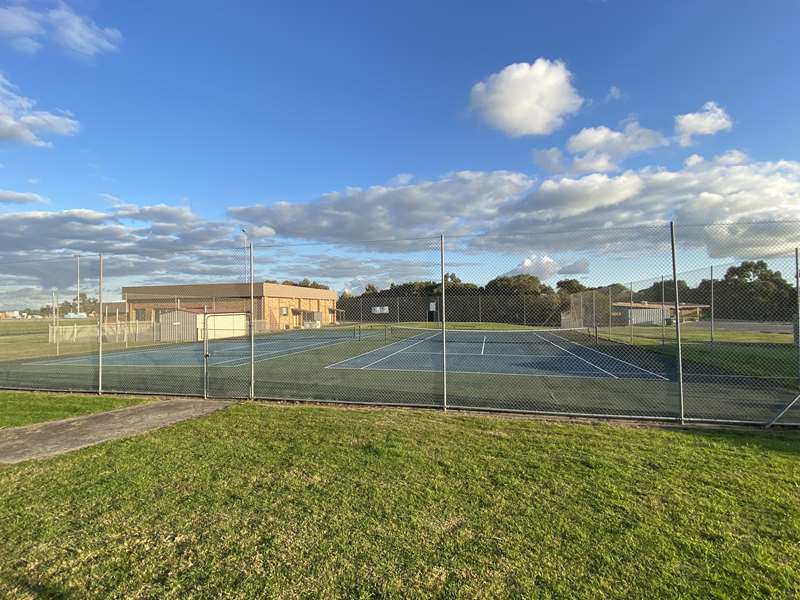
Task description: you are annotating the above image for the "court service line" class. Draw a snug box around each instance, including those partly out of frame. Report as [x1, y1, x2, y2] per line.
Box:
[359, 332, 442, 370]
[481, 336, 486, 355]
[545, 332, 669, 381]
[533, 333, 618, 379]
[211, 339, 341, 366]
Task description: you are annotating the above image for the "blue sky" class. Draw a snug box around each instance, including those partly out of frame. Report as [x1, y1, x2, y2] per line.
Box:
[1, 0, 800, 302]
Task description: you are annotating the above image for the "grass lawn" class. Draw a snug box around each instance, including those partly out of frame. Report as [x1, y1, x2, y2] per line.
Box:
[0, 391, 147, 429]
[1, 400, 799, 597]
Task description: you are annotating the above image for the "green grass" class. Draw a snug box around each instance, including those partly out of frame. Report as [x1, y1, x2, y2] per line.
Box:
[0, 391, 146, 429]
[0, 400, 798, 597]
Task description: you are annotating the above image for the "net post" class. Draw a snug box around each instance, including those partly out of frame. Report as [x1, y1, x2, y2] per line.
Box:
[98, 253, 103, 395]
[250, 241, 255, 400]
[710, 265, 715, 344]
[203, 305, 209, 400]
[440, 234, 447, 411]
[670, 222, 685, 424]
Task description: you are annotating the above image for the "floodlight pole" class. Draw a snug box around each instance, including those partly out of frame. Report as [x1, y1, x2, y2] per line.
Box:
[440, 233, 447, 411]
[98, 253, 103, 395]
[670, 222, 685, 424]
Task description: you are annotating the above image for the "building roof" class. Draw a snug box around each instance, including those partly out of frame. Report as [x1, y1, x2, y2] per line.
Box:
[121, 281, 336, 301]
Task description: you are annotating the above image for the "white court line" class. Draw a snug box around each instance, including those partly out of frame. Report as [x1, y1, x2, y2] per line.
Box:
[360, 332, 441, 369]
[533, 332, 618, 379]
[545, 331, 669, 381]
[481, 336, 486, 355]
[211, 339, 338, 366]
[330, 364, 632, 380]
[324, 331, 439, 369]
[391, 350, 566, 359]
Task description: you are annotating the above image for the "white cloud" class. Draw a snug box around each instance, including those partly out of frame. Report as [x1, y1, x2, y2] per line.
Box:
[0, 189, 47, 204]
[470, 59, 583, 136]
[504, 255, 561, 279]
[229, 170, 535, 244]
[0, 1, 121, 56]
[714, 149, 748, 165]
[567, 120, 669, 172]
[0, 74, 79, 147]
[571, 151, 617, 174]
[675, 101, 732, 146]
[684, 154, 704, 168]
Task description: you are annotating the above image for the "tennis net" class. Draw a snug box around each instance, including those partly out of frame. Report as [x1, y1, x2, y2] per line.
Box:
[388, 325, 596, 345]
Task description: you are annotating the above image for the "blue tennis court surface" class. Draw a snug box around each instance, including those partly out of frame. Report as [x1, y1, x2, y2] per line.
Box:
[326, 328, 670, 380]
[28, 334, 360, 368]
[27, 326, 669, 381]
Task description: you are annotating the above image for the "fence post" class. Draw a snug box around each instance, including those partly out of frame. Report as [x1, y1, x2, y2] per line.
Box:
[660, 276, 666, 345]
[397, 297, 400, 324]
[629, 282, 634, 345]
[710, 265, 715, 344]
[592, 290, 598, 342]
[608, 287, 613, 340]
[670, 222, 685, 424]
[76, 254, 81, 315]
[440, 234, 447, 411]
[203, 305, 209, 400]
[250, 241, 255, 400]
[796, 248, 800, 391]
[98, 253, 103, 395]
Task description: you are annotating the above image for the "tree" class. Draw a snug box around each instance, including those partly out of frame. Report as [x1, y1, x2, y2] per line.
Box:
[484, 274, 543, 296]
[556, 279, 587, 295]
[363, 284, 379, 296]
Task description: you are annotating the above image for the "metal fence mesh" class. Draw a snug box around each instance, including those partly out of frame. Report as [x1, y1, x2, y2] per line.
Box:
[0, 222, 799, 426]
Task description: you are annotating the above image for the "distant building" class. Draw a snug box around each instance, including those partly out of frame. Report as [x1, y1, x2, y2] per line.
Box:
[611, 301, 709, 325]
[120, 281, 338, 330]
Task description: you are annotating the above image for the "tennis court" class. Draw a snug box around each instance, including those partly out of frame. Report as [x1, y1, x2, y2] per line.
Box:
[27, 327, 364, 369]
[327, 326, 672, 381]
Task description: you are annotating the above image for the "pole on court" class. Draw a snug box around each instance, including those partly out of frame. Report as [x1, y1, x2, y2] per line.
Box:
[440, 234, 447, 411]
[710, 265, 715, 344]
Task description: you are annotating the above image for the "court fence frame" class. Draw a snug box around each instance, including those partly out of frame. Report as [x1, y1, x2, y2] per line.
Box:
[1, 221, 800, 428]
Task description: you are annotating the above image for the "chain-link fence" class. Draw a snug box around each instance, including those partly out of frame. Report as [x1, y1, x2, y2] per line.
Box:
[0, 222, 798, 426]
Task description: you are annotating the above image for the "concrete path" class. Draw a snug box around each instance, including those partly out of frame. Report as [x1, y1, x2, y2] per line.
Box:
[0, 398, 233, 464]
